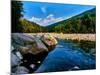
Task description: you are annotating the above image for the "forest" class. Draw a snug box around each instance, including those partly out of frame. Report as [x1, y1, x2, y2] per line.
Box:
[46, 8, 96, 33]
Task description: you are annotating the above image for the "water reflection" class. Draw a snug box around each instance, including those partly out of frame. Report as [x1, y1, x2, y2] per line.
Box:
[36, 39, 96, 73]
[65, 40, 96, 56]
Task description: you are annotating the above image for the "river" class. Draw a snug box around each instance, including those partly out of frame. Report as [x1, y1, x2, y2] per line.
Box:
[35, 39, 96, 73]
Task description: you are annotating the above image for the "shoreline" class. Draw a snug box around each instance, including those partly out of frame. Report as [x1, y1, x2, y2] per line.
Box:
[15, 33, 96, 41]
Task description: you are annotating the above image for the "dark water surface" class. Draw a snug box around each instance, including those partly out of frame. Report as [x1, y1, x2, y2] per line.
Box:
[36, 40, 96, 73]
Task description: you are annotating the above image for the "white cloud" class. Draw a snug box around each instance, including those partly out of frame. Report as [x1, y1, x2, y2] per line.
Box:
[46, 14, 54, 19]
[28, 16, 42, 24]
[29, 16, 42, 22]
[27, 14, 69, 26]
[41, 14, 55, 25]
[41, 6, 47, 13]
[40, 14, 68, 26]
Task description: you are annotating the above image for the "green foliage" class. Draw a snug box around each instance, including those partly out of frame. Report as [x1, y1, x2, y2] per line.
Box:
[20, 19, 44, 33]
[11, 1, 23, 32]
[46, 8, 96, 33]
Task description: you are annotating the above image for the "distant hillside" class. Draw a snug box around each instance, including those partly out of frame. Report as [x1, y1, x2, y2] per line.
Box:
[19, 19, 44, 33]
[46, 8, 96, 33]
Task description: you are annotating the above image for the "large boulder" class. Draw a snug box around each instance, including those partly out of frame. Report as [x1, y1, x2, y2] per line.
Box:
[12, 33, 48, 55]
[41, 34, 58, 49]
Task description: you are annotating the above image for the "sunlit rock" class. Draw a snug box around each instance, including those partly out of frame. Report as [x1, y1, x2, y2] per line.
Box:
[12, 33, 48, 55]
[41, 34, 58, 50]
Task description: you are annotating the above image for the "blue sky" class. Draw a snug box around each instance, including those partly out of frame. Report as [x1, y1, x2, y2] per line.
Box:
[22, 1, 95, 26]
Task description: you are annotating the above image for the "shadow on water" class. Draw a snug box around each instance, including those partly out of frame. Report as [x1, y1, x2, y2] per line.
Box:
[19, 45, 56, 73]
[19, 51, 49, 73]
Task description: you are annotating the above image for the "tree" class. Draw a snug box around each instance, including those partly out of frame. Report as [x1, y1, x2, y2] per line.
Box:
[11, 1, 23, 32]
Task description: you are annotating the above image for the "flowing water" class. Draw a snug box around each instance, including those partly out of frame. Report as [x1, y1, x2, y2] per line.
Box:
[36, 39, 96, 73]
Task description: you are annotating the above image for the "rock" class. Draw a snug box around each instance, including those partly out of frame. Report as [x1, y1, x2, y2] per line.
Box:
[11, 53, 21, 67]
[12, 66, 29, 74]
[12, 33, 48, 55]
[41, 34, 58, 47]
[11, 46, 14, 51]
[11, 45, 23, 67]
[89, 49, 96, 56]
[70, 66, 80, 70]
[12, 33, 35, 46]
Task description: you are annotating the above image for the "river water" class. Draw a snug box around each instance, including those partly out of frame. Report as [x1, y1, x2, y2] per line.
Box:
[36, 40, 96, 73]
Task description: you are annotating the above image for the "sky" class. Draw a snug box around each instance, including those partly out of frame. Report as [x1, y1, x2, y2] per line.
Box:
[22, 1, 95, 26]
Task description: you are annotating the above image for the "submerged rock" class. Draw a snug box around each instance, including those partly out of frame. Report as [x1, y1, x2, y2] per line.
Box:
[89, 49, 96, 56]
[12, 66, 29, 74]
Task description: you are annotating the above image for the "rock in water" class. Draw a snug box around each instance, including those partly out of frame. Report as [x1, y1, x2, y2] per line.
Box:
[12, 33, 48, 55]
[41, 34, 58, 50]
[41, 34, 58, 46]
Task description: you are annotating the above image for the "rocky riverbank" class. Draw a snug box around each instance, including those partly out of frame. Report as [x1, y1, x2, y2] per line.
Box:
[30, 33, 96, 41]
[11, 33, 58, 74]
[11, 33, 96, 74]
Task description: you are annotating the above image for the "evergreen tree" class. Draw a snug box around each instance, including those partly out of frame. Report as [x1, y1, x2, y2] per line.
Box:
[11, 1, 23, 32]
